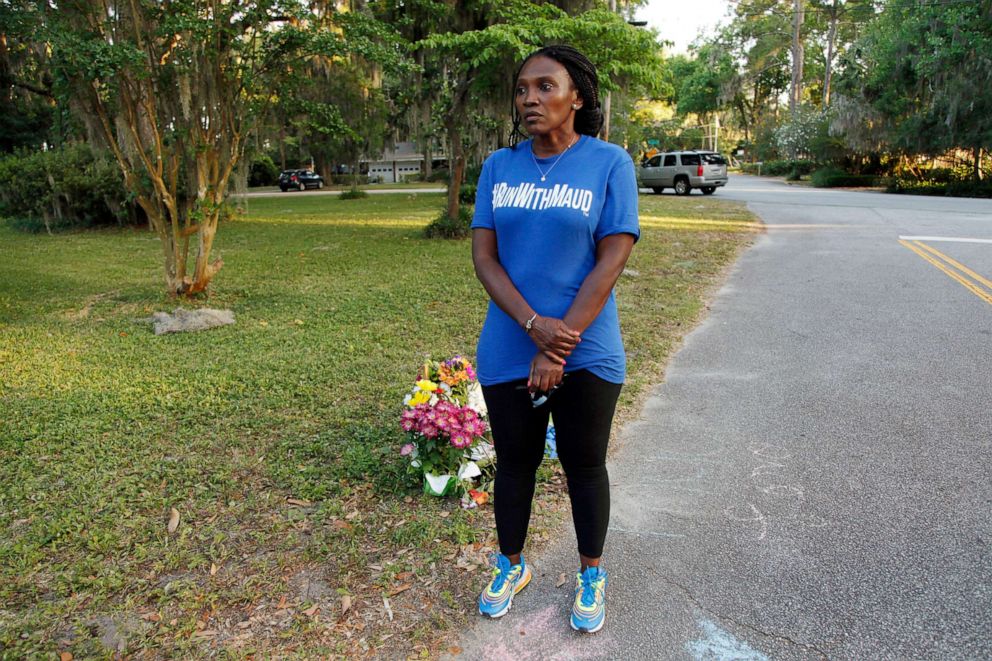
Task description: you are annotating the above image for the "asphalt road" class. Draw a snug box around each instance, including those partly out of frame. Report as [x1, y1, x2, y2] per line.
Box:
[449, 175, 992, 660]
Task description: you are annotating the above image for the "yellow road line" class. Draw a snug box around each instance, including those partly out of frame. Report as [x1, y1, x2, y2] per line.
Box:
[913, 240, 992, 291]
[899, 240, 992, 306]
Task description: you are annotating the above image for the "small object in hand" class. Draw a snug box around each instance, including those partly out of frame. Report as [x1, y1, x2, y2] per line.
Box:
[530, 383, 561, 408]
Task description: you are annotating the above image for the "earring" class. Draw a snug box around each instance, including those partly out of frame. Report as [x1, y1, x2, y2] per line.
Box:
[572, 104, 579, 109]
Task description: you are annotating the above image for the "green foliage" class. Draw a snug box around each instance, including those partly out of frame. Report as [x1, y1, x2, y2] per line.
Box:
[0, 1, 57, 151]
[0, 144, 135, 232]
[670, 45, 737, 117]
[248, 155, 280, 188]
[811, 166, 878, 187]
[426, 168, 451, 183]
[339, 186, 369, 200]
[330, 174, 373, 186]
[458, 183, 477, 205]
[886, 179, 992, 198]
[885, 162, 992, 198]
[424, 206, 473, 239]
[739, 160, 816, 176]
[837, 0, 992, 173]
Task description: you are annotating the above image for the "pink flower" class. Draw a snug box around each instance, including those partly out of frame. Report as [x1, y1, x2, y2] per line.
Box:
[464, 418, 487, 437]
[400, 443, 415, 456]
[400, 409, 419, 432]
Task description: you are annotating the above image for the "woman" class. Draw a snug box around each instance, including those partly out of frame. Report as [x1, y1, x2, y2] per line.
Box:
[470, 45, 639, 633]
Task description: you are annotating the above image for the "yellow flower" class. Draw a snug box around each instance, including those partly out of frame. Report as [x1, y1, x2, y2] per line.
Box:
[416, 379, 438, 393]
[409, 390, 432, 406]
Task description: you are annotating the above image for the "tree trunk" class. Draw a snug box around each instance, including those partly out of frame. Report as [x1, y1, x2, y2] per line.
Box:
[824, 0, 839, 107]
[790, 0, 805, 118]
[188, 213, 222, 295]
[446, 119, 464, 220]
[422, 142, 432, 181]
[975, 146, 983, 182]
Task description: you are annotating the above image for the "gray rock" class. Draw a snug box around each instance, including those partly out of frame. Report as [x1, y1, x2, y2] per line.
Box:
[151, 308, 235, 335]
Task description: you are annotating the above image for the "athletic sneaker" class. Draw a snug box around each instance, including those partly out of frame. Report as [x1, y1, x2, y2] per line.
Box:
[570, 565, 607, 633]
[478, 553, 532, 618]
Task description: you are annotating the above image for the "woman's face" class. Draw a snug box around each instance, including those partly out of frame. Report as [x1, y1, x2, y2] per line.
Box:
[514, 55, 582, 136]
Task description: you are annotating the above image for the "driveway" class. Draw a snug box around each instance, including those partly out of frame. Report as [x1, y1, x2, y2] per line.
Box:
[450, 175, 992, 659]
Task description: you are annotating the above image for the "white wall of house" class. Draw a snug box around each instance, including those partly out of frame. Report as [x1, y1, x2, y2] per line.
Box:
[363, 141, 444, 183]
[367, 160, 422, 184]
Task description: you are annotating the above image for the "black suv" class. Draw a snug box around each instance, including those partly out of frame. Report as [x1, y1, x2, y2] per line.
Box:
[279, 170, 324, 192]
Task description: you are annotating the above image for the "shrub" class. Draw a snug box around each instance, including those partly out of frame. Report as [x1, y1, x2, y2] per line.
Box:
[248, 155, 280, 187]
[0, 144, 137, 233]
[339, 186, 368, 200]
[887, 178, 992, 198]
[426, 168, 450, 183]
[739, 160, 816, 177]
[811, 167, 878, 187]
[424, 206, 473, 239]
[330, 174, 371, 186]
[458, 184, 477, 204]
[946, 180, 992, 198]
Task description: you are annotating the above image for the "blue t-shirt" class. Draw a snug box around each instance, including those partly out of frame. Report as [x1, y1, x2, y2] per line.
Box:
[471, 134, 640, 386]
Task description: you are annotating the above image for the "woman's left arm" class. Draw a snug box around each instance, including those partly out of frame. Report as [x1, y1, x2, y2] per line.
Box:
[562, 233, 636, 333]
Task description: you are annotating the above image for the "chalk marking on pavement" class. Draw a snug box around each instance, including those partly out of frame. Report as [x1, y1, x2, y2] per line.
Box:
[914, 241, 992, 291]
[899, 240, 992, 306]
[898, 235, 992, 244]
[724, 502, 768, 540]
[609, 526, 686, 539]
[687, 618, 770, 661]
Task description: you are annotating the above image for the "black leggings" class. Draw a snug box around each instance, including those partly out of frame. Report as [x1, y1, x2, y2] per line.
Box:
[482, 370, 622, 559]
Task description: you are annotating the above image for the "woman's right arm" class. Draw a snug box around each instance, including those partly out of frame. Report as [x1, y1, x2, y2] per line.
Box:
[472, 228, 580, 364]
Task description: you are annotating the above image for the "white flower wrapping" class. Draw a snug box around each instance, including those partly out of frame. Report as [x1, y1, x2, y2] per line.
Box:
[467, 382, 488, 417]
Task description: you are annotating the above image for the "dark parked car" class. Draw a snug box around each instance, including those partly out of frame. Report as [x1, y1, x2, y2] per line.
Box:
[279, 169, 324, 192]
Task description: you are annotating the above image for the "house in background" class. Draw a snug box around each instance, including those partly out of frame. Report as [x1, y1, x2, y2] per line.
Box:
[362, 141, 446, 183]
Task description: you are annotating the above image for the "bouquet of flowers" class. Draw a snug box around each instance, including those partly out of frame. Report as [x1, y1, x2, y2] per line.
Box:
[399, 356, 493, 496]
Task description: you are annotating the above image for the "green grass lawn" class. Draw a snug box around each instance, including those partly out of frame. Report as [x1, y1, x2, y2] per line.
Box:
[0, 192, 759, 658]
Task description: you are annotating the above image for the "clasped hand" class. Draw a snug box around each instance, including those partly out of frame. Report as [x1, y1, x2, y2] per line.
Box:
[529, 352, 564, 395]
[527, 315, 580, 365]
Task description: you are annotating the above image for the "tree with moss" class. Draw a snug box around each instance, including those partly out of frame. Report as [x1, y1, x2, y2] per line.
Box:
[837, 0, 991, 180]
[45, 0, 402, 296]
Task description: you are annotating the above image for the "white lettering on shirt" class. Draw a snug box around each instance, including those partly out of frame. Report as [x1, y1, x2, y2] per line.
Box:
[491, 182, 593, 216]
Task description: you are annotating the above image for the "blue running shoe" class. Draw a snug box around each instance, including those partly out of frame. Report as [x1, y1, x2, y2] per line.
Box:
[478, 553, 532, 618]
[570, 565, 607, 633]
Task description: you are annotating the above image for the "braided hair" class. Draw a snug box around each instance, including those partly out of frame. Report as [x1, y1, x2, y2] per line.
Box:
[509, 45, 603, 148]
